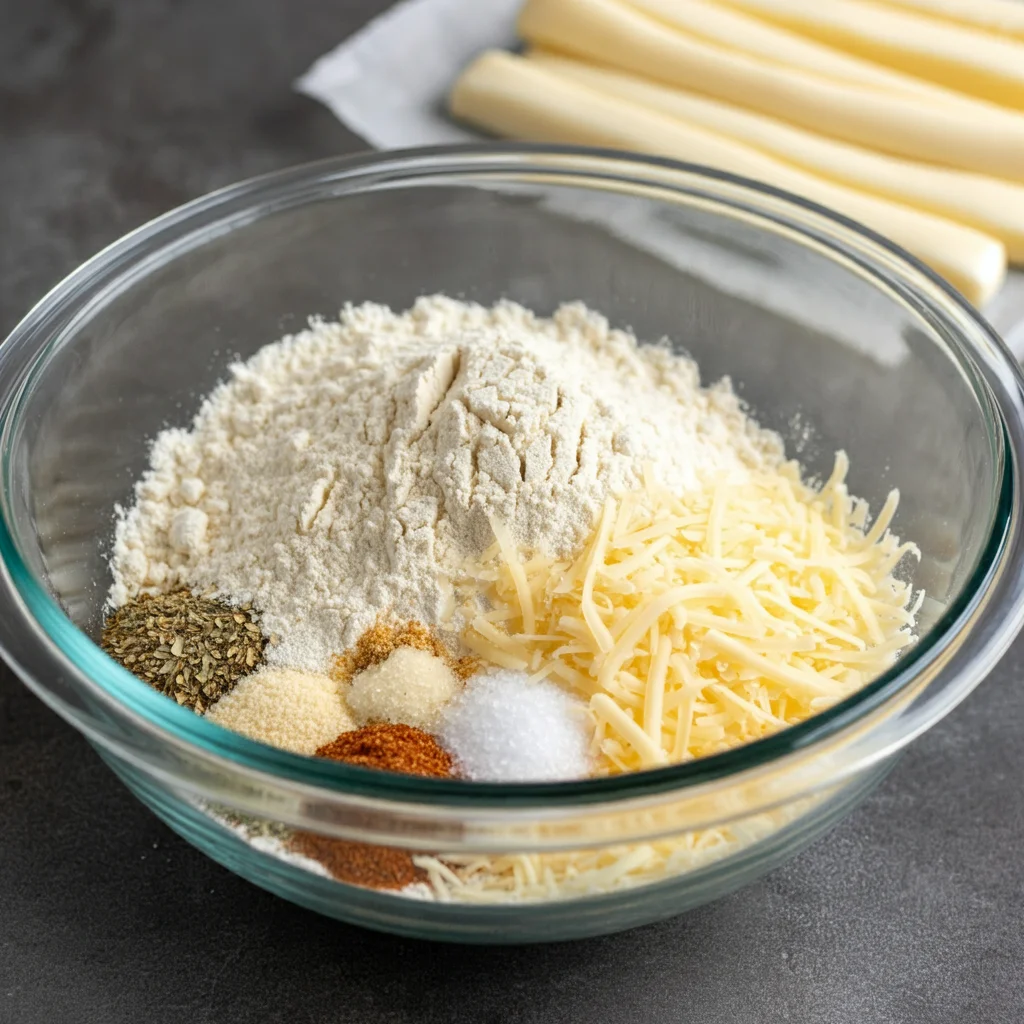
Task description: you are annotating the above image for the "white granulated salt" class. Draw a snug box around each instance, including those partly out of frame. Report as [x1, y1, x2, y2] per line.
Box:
[110, 296, 781, 671]
[437, 670, 591, 782]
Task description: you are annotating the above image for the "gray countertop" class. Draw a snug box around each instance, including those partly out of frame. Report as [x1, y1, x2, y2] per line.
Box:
[2, 2, 1023, 1021]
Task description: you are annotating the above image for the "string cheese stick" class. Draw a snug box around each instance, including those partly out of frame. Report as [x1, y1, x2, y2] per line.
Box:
[620, 0, 988, 111]
[516, 0, 1024, 181]
[449, 52, 1007, 305]
[873, 0, 1024, 41]
[529, 51, 1024, 262]
[710, 0, 1024, 109]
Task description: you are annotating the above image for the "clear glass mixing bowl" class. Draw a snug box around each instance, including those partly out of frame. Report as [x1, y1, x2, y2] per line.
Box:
[3, 146, 1024, 943]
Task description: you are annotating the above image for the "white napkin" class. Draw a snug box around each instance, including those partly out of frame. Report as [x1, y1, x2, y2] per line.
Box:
[297, 0, 1024, 357]
[297, 0, 519, 147]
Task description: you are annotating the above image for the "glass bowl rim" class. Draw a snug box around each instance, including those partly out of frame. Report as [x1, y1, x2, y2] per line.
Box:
[1, 142, 1022, 811]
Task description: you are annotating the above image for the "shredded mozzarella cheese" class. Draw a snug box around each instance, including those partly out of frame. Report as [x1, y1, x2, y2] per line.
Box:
[459, 454, 920, 775]
[410, 798, 814, 902]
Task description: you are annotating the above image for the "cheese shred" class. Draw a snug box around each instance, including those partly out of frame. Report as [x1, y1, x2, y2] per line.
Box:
[459, 453, 920, 775]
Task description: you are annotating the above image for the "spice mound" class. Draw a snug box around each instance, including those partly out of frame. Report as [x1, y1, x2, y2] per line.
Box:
[332, 620, 477, 683]
[335, 621, 477, 730]
[205, 667, 354, 755]
[101, 590, 264, 712]
[314, 723, 454, 778]
[291, 833, 423, 891]
[438, 670, 592, 782]
[348, 648, 459, 729]
[291, 723, 455, 890]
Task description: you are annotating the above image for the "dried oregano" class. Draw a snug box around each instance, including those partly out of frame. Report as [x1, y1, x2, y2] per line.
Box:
[101, 591, 266, 713]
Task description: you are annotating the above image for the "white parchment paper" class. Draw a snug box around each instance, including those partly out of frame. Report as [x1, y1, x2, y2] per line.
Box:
[297, 0, 519, 147]
[297, 0, 1024, 357]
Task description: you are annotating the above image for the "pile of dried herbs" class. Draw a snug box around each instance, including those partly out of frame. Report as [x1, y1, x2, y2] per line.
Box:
[101, 591, 266, 713]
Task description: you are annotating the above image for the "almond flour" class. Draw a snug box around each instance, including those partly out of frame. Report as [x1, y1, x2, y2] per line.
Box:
[109, 296, 782, 672]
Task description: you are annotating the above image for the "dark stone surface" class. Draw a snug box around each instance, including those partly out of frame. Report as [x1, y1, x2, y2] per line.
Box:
[2, 2, 1023, 1021]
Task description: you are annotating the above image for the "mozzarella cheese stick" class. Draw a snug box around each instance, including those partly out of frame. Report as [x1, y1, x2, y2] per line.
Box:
[529, 50, 1024, 261]
[710, 0, 1024, 109]
[622, 0, 986, 111]
[449, 52, 1007, 304]
[516, 0, 1024, 180]
[873, 0, 1024, 40]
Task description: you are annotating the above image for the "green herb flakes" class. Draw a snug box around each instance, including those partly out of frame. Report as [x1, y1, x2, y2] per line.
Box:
[101, 591, 266, 713]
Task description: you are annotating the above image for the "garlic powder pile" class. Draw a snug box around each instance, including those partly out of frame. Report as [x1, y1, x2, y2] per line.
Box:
[110, 297, 781, 671]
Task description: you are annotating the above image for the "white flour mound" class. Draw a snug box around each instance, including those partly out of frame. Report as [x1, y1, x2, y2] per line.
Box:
[110, 296, 781, 671]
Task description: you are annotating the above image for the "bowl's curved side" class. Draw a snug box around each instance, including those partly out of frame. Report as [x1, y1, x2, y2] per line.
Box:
[1, 145, 1023, 876]
[102, 744, 896, 943]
